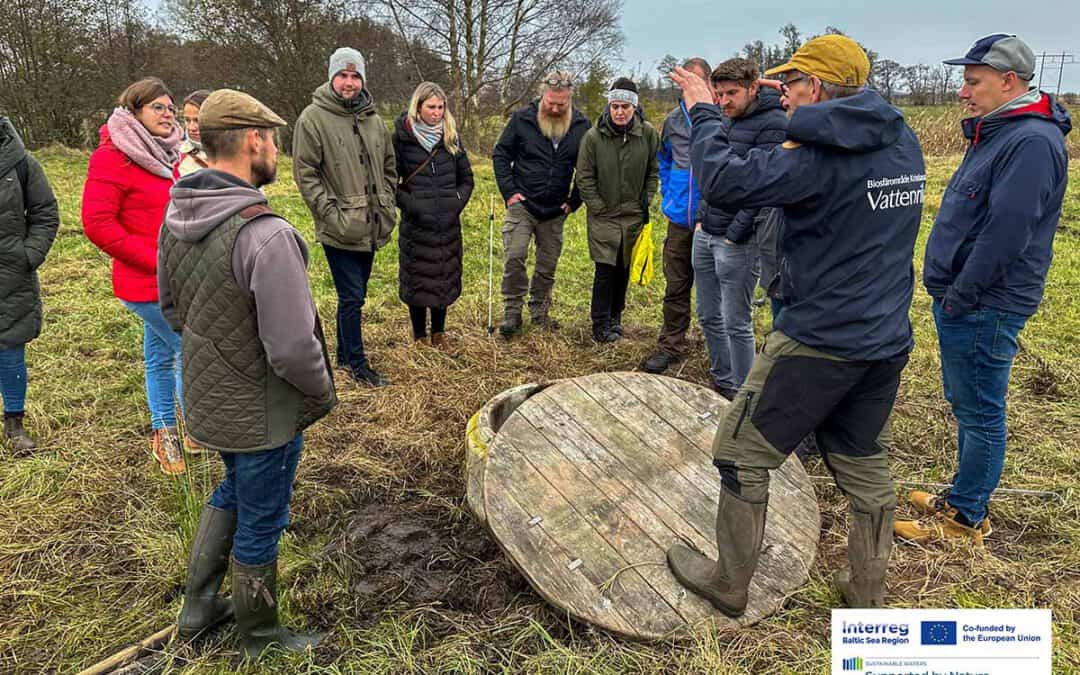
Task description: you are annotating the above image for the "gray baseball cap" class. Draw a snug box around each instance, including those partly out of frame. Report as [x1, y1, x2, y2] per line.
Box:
[944, 34, 1035, 81]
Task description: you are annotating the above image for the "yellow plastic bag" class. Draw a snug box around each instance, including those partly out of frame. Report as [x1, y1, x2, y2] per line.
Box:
[630, 221, 654, 286]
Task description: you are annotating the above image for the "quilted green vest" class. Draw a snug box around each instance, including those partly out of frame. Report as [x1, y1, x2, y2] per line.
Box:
[160, 205, 335, 452]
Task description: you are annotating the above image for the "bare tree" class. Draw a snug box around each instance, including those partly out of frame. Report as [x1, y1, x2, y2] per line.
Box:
[379, 0, 623, 144]
[875, 59, 902, 104]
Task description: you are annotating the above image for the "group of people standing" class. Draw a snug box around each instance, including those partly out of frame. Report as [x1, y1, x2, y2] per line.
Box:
[0, 28, 1071, 656]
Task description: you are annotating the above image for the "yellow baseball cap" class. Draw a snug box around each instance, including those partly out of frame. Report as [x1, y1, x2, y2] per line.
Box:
[764, 34, 870, 87]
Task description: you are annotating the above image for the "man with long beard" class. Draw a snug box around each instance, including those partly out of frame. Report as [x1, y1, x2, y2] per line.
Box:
[159, 89, 337, 657]
[493, 72, 591, 335]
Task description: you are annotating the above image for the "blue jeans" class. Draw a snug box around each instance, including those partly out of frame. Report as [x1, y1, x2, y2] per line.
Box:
[693, 230, 760, 390]
[323, 245, 374, 371]
[121, 301, 182, 430]
[0, 346, 28, 414]
[209, 433, 303, 565]
[934, 301, 1027, 525]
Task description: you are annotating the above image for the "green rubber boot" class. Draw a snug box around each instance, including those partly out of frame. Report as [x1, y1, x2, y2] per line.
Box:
[233, 557, 325, 658]
[666, 487, 768, 618]
[177, 504, 237, 639]
[834, 507, 893, 608]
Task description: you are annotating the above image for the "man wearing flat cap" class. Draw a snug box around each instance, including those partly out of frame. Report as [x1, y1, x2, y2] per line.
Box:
[668, 34, 925, 614]
[896, 34, 1072, 546]
[159, 89, 336, 657]
[293, 47, 397, 387]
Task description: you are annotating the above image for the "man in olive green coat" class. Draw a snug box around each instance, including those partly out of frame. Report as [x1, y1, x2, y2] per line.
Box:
[576, 78, 660, 342]
[293, 47, 397, 387]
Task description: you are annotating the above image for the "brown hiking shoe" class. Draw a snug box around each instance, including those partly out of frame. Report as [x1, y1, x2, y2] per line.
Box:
[152, 427, 187, 475]
[908, 491, 992, 536]
[185, 435, 207, 455]
[894, 508, 984, 547]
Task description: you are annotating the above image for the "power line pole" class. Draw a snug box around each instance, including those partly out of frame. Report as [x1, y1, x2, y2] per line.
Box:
[1036, 51, 1075, 94]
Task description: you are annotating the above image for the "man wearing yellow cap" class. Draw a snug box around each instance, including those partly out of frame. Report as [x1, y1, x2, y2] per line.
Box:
[668, 35, 925, 613]
[158, 89, 337, 656]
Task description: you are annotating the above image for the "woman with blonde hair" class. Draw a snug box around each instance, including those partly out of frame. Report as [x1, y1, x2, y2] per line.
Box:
[393, 82, 474, 345]
[82, 77, 189, 474]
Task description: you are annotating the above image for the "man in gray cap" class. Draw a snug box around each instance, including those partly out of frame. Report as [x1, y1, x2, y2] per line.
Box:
[293, 47, 397, 386]
[159, 89, 337, 657]
[897, 34, 1072, 546]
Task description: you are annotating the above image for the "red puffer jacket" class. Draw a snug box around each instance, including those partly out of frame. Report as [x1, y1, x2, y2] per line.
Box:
[82, 126, 175, 302]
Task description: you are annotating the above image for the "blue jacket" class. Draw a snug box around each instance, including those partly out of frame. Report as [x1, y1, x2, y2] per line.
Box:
[923, 92, 1071, 317]
[690, 89, 925, 361]
[657, 100, 700, 227]
[697, 88, 788, 242]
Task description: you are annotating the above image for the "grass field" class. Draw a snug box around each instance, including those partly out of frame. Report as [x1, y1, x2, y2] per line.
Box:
[1, 132, 1078, 674]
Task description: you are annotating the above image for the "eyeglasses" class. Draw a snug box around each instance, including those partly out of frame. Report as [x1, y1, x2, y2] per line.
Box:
[779, 75, 808, 95]
[147, 102, 178, 116]
[544, 76, 574, 88]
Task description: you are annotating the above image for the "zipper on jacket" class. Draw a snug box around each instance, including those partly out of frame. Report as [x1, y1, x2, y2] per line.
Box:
[732, 391, 754, 439]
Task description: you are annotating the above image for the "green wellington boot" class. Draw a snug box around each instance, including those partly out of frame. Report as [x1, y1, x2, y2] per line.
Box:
[177, 504, 237, 639]
[666, 487, 768, 618]
[834, 507, 893, 608]
[233, 557, 325, 658]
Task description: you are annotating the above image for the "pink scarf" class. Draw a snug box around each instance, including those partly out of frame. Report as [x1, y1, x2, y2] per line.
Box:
[106, 107, 181, 179]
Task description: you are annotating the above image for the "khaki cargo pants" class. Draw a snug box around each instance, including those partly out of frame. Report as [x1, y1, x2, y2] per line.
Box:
[501, 202, 568, 316]
[712, 331, 905, 514]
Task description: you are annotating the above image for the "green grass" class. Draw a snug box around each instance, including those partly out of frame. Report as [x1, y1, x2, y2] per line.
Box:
[0, 143, 1078, 674]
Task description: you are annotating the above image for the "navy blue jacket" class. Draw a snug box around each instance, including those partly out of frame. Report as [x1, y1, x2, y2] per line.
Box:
[690, 88, 925, 361]
[492, 100, 591, 221]
[924, 93, 1071, 317]
[697, 88, 788, 241]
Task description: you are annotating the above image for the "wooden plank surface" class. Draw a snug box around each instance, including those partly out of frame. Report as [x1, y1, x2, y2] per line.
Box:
[482, 372, 820, 640]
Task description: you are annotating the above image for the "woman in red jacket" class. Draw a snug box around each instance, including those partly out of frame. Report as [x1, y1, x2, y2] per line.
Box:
[82, 77, 188, 475]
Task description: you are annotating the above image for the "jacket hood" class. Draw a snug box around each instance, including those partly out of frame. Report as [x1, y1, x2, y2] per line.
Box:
[752, 86, 784, 115]
[962, 92, 1072, 144]
[313, 81, 375, 117]
[165, 169, 267, 242]
[0, 116, 27, 176]
[786, 88, 905, 152]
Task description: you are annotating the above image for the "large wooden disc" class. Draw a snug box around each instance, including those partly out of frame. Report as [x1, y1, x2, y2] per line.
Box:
[482, 372, 820, 640]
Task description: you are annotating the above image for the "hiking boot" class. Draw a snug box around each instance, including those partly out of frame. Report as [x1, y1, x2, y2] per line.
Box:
[908, 490, 993, 536]
[152, 427, 186, 475]
[894, 508, 984, 547]
[610, 315, 624, 337]
[3, 413, 36, 455]
[185, 435, 207, 455]
[178, 504, 237, 639]
[834, 508, 893, 608]
[430, 332, 447, 348]
[498, 312, 523, 337]
[531, 314, 561, 330]
[592, 327, 620, 343]
[233, 557, 325, 658]
[666, 487, 767, 618]
[641, 351, 677, 374]
[349, 364, 389, 388]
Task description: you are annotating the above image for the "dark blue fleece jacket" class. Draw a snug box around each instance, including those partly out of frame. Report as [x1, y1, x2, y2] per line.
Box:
[923, 92, 1071, 317]
[697, 87, 788, 241]
[690, 88, 925, 361]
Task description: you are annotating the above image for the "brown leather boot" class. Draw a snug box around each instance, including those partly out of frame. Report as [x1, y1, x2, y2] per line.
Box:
[3, 413, 36, 455]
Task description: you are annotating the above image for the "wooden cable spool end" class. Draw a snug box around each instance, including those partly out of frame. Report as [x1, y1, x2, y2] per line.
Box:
[465, 372, 820, 641]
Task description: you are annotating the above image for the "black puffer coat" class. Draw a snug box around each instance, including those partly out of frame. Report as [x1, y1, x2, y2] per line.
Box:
[0, 117, 59, 350]
[394, 113, 475, 308]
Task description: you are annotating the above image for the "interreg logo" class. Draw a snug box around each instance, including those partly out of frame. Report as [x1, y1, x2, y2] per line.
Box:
[842, 656, 864, 671]
[921, 620, 958, 645]
[865, 173, 926, 211]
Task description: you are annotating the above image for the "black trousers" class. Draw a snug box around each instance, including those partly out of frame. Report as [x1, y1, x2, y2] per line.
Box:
[409, 305, 447, 338]
[591, 246, 630, 333]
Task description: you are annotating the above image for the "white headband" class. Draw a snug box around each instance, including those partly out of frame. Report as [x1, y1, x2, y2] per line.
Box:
[606, 89, 639, 107]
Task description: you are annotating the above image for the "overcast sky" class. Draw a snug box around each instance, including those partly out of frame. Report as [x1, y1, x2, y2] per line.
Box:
[618, 0, 1080, 93]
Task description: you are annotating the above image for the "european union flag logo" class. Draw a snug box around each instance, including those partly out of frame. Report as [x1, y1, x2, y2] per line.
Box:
[921, 621, 957, 645]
